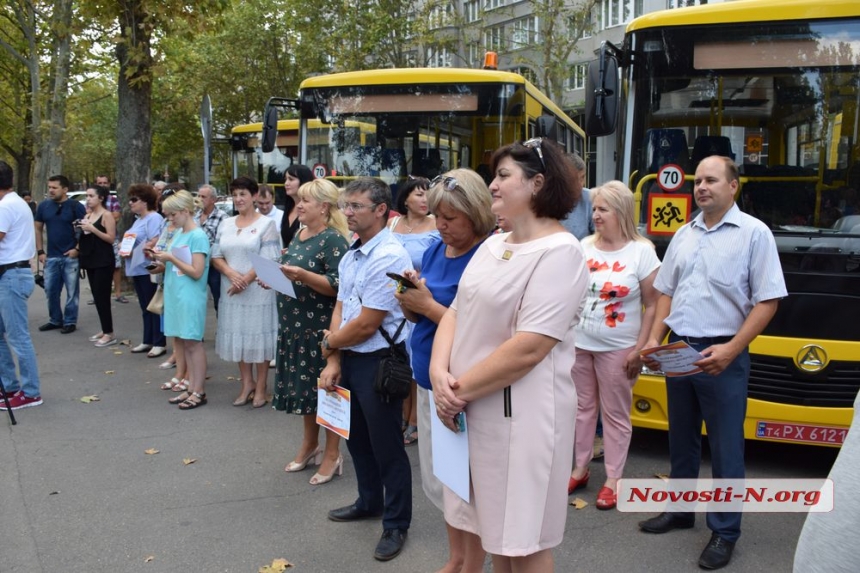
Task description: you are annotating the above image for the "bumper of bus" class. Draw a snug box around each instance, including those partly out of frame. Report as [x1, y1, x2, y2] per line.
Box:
[630, 374, 853, 447]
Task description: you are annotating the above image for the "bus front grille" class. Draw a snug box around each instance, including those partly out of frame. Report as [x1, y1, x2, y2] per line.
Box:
[747, 355, 860, 407]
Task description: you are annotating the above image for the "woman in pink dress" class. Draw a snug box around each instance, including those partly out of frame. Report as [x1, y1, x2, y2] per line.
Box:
[430, 138, 589, 571]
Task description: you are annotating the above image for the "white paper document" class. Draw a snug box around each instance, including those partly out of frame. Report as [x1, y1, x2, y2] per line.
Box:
[119, 232, 137, 257]
[431, 393, 470, 503]
[171, 245, 192, 276]
[317, 386, 351, 439]
[640, 341, 705, 376]
[250, 253, 296, 297]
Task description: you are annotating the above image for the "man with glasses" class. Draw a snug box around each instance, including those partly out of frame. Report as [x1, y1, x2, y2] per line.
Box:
[0, 161, 42, 410]
[34, 175, 86, 334]
[196, 184, 226, 313]
[319, 177, 413, 562]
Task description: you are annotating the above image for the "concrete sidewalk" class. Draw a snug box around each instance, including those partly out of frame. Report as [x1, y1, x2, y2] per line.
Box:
[0, 284, 826, 572]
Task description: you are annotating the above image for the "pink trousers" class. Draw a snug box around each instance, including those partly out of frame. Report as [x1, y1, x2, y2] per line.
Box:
[571, 346, 637, 478]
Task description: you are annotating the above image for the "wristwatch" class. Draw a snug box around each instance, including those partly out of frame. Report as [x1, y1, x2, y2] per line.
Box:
[322, 333, 332, 350]
[37, 249, 45, 256]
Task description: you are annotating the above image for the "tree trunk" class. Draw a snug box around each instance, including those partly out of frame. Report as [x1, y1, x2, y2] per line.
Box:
[115, 0, 153, 232]
[44, 0, 75, 180]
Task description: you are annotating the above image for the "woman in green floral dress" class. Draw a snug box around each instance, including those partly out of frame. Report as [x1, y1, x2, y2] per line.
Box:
[272, 178, 350, 485]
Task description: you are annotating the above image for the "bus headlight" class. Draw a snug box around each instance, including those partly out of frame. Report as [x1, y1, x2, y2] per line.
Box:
[635, 399, 651, 413]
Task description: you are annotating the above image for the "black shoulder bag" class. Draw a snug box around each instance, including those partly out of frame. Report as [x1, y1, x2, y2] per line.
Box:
[373, 319, 413, 402]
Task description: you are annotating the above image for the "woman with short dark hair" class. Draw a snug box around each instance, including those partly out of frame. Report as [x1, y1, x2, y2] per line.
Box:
[122, 183, 166, 355]
[211, 177, 281, 407]
[430, 137, 589, 571]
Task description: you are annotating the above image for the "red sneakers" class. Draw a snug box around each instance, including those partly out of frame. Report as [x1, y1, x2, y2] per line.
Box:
[0, 392, 43, 410]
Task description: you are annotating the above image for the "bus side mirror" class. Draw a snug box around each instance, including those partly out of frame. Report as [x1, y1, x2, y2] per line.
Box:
[585, 48, 619, 137]
[535, 115, 557, 140]
[261, 106, 279, 153]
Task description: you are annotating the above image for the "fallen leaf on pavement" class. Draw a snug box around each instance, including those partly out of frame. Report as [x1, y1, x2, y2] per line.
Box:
[259, 558, 293, 572]
[227, 376, 236, 381]
[183, 458, 197, 465]
[655, 473, 670, 482]
[120, 339, 131, 346]
[570, 497, 588, 509]
[144, 555, 154, 563]
[113, 351, 123, 355]
[104, 370, 115, 375]
[80, 395, 100, 403]
[144, 448, 159, 455]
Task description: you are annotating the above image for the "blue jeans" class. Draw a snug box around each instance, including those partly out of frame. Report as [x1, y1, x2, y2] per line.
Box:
[44, 255, 80, 326]
[0, 268, 41, 397]
[207, 267, 221, 314]
[132, 275, 166, 347]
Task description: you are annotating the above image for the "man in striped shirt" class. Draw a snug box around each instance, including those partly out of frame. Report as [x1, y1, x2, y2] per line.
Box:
[638, 156, 787, 570]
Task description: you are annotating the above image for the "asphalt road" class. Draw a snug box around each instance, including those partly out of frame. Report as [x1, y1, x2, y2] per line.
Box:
[0, 285, 840, 572]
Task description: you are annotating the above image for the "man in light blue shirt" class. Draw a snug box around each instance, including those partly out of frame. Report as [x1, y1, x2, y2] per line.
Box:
[639, 156, 787, 570]
[560, 153, 593, 240]
[319, 177, 413, 562]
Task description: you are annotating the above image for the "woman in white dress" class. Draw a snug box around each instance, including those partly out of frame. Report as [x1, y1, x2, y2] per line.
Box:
[211, 176, 281, 407]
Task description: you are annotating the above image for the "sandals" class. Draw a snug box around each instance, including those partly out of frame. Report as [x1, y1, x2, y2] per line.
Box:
[232, 389, 255, 407]
[171, 379, 190, 392]
[403, 424, 418, 446]
[161, 377, 185, 391]
[168, 390, 191, 404]
[178, 392, 207, 410]
[114, 295, 129, 303]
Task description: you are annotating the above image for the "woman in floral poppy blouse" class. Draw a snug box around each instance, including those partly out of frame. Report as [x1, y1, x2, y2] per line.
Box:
[567, 181, 661, 510]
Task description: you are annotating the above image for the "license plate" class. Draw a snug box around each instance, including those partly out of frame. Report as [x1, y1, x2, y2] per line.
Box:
[756, 421, 847, 445]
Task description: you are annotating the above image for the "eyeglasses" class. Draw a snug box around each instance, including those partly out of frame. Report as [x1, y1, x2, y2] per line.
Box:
[129, 197, 141, 203]
[338, 201, 378, 213]
[430, 175, 461, 192]
[522, 137, 546, 172]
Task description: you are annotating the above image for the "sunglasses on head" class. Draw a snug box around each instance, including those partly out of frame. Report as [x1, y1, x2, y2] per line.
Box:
[429, 175, 461, 192]
[522, 137, 547, 172]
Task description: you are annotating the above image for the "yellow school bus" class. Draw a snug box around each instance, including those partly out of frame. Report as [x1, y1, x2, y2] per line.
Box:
[261, 59, 585, 193]
[586, 0, 860, 446]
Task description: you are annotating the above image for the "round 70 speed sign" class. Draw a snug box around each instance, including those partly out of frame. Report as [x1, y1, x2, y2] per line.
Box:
[657, 164, 686, 192]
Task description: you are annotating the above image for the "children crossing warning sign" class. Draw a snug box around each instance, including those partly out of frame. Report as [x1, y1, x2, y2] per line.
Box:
[648, 193, 691, 235]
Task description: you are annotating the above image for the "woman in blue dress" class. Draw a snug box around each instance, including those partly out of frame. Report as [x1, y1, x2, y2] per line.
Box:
[389, 177, 440, 445]
[152, 190, 211, 410]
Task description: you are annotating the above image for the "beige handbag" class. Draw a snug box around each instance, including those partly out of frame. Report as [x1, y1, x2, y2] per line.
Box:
[146, 286, 164, 315]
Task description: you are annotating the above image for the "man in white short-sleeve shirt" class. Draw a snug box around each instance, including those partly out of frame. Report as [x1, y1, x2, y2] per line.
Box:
[638, 156, 787, 570]
[0, 161, 42, 410]
[319, 177, 413, 562]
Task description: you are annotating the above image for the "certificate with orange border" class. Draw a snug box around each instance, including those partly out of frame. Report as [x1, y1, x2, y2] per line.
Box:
[317, 385, 351, 439]
[639, 341, 704, 377]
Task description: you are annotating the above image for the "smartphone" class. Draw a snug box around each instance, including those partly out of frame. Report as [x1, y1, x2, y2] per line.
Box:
[386, 272, 417, 289]
[145, 263, 158, 270]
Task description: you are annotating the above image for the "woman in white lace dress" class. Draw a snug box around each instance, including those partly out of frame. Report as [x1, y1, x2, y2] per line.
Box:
[211, 176, 281, 407]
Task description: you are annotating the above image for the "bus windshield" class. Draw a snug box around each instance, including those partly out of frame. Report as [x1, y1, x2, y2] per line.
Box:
[297, 76, 582, 187]
[627, 18, 860, 270]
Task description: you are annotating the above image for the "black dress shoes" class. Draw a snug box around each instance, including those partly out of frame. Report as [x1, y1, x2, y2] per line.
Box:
[374, 528, 407, 561]
[327, 504, 383, 522]
[38, 322, 61, 331]
[60, 325, 76, 334]
[638, 512, 695, 533]
[698, 533, 735, 570]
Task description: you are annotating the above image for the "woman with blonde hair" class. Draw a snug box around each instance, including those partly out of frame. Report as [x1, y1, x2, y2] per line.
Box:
[273, 178, 350, 484]
[151, 190, 211, 409]
[395, 168, 495, 573]
[567, 180, 660, 509]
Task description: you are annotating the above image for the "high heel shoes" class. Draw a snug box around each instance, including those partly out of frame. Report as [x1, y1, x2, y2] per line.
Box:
[284, 447, 322, 472]
[232, 389, 255, 407]
[309, 455, 343, 485]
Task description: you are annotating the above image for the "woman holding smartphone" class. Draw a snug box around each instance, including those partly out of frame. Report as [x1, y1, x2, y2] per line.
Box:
[151, 190, 210, 409]
[78, 186, 117, 347]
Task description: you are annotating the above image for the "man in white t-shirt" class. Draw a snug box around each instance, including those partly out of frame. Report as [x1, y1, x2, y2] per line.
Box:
[256, 185, 284, 228]
[0, 161, 42, 410]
